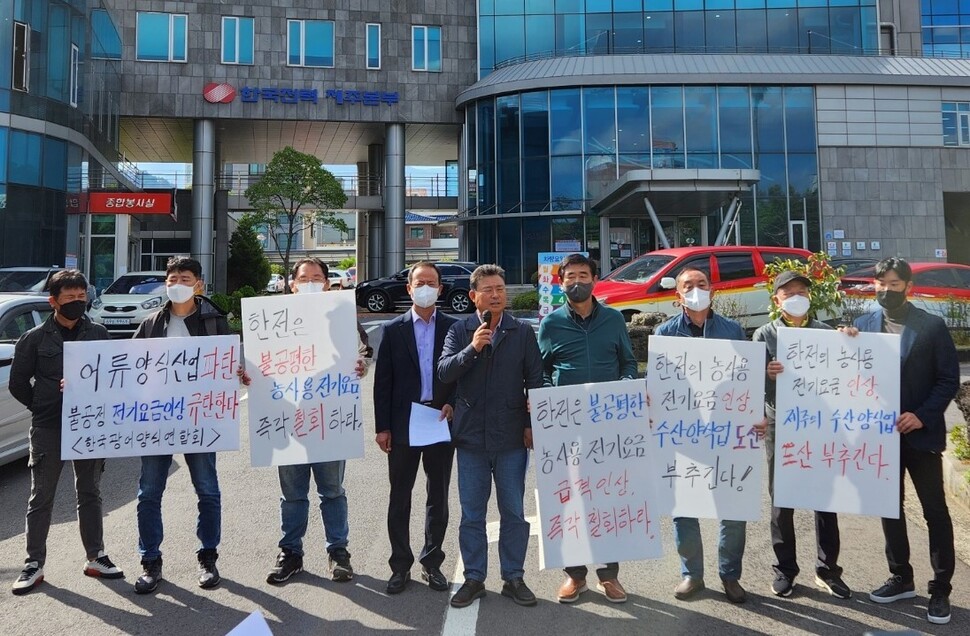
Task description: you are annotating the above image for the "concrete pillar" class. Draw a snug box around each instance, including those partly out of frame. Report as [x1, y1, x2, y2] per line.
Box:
[356, 211, 369, 282]
[599, 215, 611, 275]
[214, 189, 229, 294]
[367, 143, 384, 196]
[191, 119, 216, 289]
[368, 210, 384, 277]
[383, 123, 405, 275]
[356, 162, 369, 196]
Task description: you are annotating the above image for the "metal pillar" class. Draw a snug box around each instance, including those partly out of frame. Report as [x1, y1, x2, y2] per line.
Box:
[191, 119, 216, 287]
[644, 198, 670, 249]
[367, 143, 384, 196]
[368, 211, 384, 276]
[599, 215, 612, 275]
[356, 211, 369, 282]
[383, 123, 406, 275]
[714, 195, 742, 246]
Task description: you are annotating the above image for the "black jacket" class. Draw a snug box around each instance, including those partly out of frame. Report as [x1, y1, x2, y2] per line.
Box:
[9, 314, 110, 428]
[134, 296, 230, 339]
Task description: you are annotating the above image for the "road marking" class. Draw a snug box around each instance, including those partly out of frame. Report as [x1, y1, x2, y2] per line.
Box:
[441, 516, 539, 635]
[762, 602, 847, 629]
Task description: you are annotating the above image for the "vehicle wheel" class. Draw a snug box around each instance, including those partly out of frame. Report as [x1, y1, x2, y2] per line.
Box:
[448, 290, 472, 313]
[365, 290, 390, 313]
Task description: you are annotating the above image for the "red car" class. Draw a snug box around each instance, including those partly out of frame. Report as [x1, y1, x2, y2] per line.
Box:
[840, 262, 970, 321]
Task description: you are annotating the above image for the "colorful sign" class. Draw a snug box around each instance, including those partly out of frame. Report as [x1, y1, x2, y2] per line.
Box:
[68, 192, 174, 216]
[537, 251, 588, 320]
[202, 82, 399, 106]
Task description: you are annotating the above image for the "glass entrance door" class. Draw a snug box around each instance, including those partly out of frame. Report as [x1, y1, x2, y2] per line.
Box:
[656, 217, 702, 249]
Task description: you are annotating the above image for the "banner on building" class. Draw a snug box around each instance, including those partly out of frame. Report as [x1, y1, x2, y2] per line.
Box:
[537, 251, 587, 320]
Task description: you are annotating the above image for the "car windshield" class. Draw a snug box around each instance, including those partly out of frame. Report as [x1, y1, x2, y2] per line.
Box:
[0, 270, 49, 293]
[104, 274, 166, 295]
[603, 255, 674, 283]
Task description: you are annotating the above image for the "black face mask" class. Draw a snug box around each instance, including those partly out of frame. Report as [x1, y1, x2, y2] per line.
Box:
[565, 282, 594, 304]
[876, 289, 907, 311]
[58, 300, 87, 321]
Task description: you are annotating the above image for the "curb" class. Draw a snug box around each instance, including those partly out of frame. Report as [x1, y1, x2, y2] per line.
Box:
[942, 450, 970, 513]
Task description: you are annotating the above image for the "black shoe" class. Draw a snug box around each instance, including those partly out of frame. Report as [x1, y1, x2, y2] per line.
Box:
[771, 572, 794, 597]
[815, 574, 851, 599]
[501, 578, 537, 607]
[134, 558, 163, 595]
[722, 579, 747, 604]
[450, 579, 486, 608]
[927, 593, 951, 625]
[11, 562, 44, 595]
[197, 549, 220, 589]
[421, 566, 449, 592]
[386, 571, 410, 594]
[266, 550, 303, 585]
[329, 548, 354, 582]
[869, 575, 915, 604]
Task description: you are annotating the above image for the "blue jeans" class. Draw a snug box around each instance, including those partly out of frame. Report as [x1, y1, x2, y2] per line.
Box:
[278, 460, 348, 556]
[456, 447, 529, 582]
[137, 453, 221, 560]
[673, 517, 746, 582]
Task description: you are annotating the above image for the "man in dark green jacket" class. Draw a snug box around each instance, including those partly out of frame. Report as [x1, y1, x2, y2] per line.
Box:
[536, 253, 637, 605]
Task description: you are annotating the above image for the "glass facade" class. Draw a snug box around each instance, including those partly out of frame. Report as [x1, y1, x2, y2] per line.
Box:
[922, 0, 970, 58]
[136, 13, 188, 62]
[464, 85, 819, 282]
[478, 1, 879, 75]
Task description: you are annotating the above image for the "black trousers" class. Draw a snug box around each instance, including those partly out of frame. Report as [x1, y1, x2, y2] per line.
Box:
[565, 562, 619, 582]
[766, 422, 841, 581]
[387, 441, 454, 574]
[883, 444, 954, 596]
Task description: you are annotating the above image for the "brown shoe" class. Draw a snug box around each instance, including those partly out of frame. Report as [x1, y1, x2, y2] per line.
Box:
[722, 579, 747, 604]
[596, 579, 627, 603]
[557, 575, 587, 603]
[674, 576, 705, 600]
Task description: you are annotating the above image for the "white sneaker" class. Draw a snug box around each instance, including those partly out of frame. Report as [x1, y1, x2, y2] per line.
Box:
[12, 561, 44, 595]
[84, 551, 125, 579]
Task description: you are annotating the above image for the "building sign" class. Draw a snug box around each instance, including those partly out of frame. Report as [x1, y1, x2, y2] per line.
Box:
[203, 83, 399, 106]
[67, 192, 174, 217]
[203, 82, 236, 103]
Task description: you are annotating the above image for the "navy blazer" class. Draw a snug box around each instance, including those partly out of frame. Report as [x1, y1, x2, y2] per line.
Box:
[373, 309, 457, 447]
[854, 305, 959, 452]
[438, 312, 543, 452]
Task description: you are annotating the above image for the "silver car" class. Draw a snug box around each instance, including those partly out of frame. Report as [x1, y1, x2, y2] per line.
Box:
[0, 295, 54, 466]
[88, 271, 168, 338]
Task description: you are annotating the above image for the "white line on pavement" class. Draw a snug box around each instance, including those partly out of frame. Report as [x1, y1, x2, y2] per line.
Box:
[762, 602, 847, 629]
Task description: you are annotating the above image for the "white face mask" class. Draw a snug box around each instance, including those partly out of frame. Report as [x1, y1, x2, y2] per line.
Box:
[681, 287, 711, 312]
[411, 285, 439, 308]
[166, 284, 195, 304]
[295, 281, 326, 294]
[781, 294, 811, 318]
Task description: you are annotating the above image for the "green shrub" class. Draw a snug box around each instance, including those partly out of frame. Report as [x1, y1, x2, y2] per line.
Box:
[511, 290, 539, 310]
[950, 426, 970, 462]
[209, 293, 232, 314]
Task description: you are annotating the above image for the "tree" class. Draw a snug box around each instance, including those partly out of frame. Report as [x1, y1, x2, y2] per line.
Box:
[227, 213, 272, 293]
[245, 146, 348, 291]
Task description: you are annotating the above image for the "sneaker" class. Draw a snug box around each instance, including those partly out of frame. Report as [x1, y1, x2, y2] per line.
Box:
[134, 558, 163, 595]
[266, 550, 303, 585]
[84, 551, 125, 579]
[12, 562, 44, 595]
[815, 574, 851, 599]
[197, 549, 221, 589]
[328, 548, 354, 582]
[771, 572, 794, 597]
[869, 575, 916, 604]
[450, 579, 486, 608]
[927, 593, 951, 625]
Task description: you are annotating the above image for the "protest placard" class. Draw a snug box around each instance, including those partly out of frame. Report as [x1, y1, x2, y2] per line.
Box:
[242, 290, 362, 467]
[647, 336, 766, 521]
[530, 379, 662, 570]
[773, 327, 900, 517]
[61, 335, 242, 460]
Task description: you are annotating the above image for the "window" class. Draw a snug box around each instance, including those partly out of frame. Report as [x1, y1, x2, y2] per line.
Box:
[13, 21, 29, 91]
[366, 23, 381, 69]
[69, 44, 79, 107]
[136, 13, 188, 62]
[222, 17, 254, 65]
[91, 9, 122, 60]
[410, 227, 426, 239]
[412, 26, 442, 72]
[943, 102, 970, 146]
[288, 20, 334, 67]
[914, 269, 959, 289]
[715, 254, 757, 282]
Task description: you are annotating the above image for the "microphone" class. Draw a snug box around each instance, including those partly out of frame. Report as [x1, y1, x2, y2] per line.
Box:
[481, 310, 493, 358]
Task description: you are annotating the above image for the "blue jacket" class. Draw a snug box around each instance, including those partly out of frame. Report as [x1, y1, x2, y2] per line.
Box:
[438, 312, 543, 452]
[854, 305, 959, 452]
[653, 310, 746, 342]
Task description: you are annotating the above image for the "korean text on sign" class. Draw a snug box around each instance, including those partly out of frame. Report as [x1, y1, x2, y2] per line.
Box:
[242, 290, 363, 467]
[530, 379, 662, 570]
[647, 336, 766, 522]
[774, 328, 901, 517]
[61, 336, 242, 459]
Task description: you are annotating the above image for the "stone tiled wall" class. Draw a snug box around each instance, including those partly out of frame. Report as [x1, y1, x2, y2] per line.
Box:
[104, 1, 477, 123]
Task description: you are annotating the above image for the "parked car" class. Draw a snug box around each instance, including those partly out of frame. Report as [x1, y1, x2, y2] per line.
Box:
[346, 266, 357, 287]
[266, 273, 285, 293]
[328, 269, 353, 290]
[592, 246, 821, 330]
[830, 257, 878, 276]
[840, 262, 970, 321]
[0, 295, 54, 466]
[88, 271, 167, 338]
[355, 261, 478, 313]
[0, 266, 98, 306]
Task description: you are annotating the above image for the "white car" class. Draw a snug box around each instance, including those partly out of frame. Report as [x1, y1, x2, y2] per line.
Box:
[89, 271, 168, 338]
[328, 269, 353, 290]
[266, 273, 285, 293]
[0, 295, 55, 466]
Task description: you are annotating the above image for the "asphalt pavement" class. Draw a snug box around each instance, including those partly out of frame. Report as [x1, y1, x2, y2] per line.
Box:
[0, 317, 967, 635]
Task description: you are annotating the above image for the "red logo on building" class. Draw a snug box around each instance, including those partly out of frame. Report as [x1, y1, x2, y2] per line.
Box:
[203, 83, 236, 103]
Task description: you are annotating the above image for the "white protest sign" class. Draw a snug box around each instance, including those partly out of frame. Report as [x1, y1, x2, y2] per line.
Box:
[62, 335, 242, 459]
[647, 335, 766, 521]
[531, 379, 662, 570]
[774, 327, 900, 517]
[242, 290, 362, 467]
